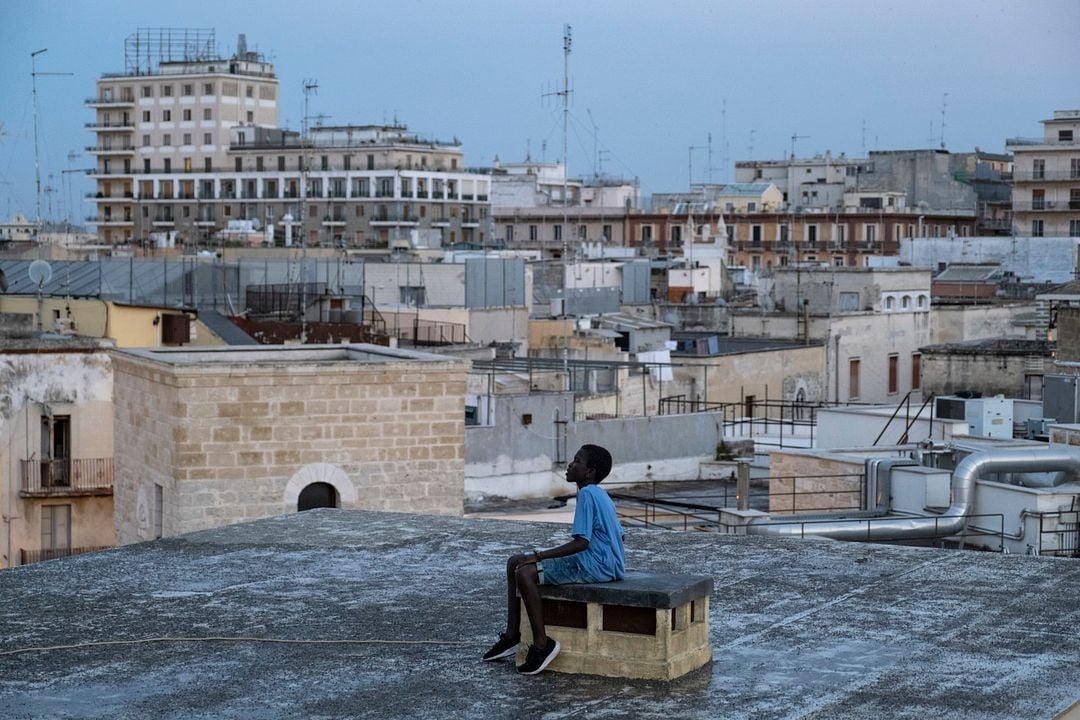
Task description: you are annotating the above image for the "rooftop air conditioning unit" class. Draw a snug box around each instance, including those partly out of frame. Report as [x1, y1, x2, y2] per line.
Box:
[935, 395, 1013, 439]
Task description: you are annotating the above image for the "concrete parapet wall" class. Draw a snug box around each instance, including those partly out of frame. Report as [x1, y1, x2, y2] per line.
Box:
[466, 396, 723, 500]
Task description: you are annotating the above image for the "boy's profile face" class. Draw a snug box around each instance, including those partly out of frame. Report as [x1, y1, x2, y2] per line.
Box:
[566, 448, 594, 486]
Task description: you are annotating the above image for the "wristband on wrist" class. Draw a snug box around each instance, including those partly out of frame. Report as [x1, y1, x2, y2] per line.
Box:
[533, 548, 543, 562]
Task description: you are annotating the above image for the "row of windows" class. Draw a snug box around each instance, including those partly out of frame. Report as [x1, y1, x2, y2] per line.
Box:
[1030, 219, 1080, 237]
[138, 108, 255, 125]
[882, 294, 930, 311]
[505, 224, 613, 242]
[128, 203, 486, 222]
[100, 82, 276, 101]
[130, 174, 480, 199]
[145, 108, 212, 122]
[1024, 158, 1080, 180]
[848, 353, 921, 400]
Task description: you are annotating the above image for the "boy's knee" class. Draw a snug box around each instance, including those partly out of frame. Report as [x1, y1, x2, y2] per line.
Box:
[515, 562, 538, 585]
[507, 554, 527, 573]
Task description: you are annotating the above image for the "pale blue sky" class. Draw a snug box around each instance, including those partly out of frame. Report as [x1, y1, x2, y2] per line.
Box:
[1, 0, 1077, 223]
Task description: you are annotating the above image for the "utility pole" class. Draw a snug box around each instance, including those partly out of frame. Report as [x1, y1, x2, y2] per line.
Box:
[30, 49, 72, 242]
[561, 25, 572, 380]
[300, 78, 319, 343]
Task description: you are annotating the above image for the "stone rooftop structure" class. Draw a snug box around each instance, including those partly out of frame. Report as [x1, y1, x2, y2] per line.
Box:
[110, 345, 468, 544]
[1, 510, 1078, 719]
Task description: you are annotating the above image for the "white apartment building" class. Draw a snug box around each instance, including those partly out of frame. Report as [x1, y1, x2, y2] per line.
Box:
[1007, 109, 1080, 238]
[735, 151, 858, 209]
[489, 161, 639, 256]
[87, 29, 490, 248]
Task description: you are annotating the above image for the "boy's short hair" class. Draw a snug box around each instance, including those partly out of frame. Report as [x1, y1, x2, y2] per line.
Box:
[580, 444, 613, 482]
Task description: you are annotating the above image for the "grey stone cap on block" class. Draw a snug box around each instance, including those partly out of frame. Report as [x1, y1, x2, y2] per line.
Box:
[537, 571, 713, 609]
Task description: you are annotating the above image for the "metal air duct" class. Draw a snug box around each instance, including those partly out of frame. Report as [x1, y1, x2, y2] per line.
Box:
[747, 447, 1080, 541]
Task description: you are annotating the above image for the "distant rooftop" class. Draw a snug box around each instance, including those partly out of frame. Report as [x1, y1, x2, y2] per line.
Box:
[934, 265, 1003, 282]
[919, 337, 1053, 356]
[116, 343, 460, 367]
[1, 510, 1077, 718]
[713, 182, 775, 196]
[672, 334, 823, 356]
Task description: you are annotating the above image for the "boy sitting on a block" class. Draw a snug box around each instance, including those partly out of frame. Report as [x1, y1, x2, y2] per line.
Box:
[483, 444, 625, 675]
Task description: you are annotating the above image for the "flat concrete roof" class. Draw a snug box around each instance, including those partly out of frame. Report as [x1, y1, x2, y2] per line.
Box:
[113, 343, 461, 367]
[2, 510, 1078, 719]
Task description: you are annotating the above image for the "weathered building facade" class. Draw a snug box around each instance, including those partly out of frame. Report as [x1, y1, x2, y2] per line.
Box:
[0, 331, 115, 567]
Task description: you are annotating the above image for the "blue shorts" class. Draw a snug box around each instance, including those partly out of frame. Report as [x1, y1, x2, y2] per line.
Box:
[537, 555, 603, 585]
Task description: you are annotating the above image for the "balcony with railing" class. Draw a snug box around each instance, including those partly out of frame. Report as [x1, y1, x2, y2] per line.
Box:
[370, 210, 420, 225]
[86, 144, 135, 155]
[20, 458, 114, 497]
[1013, 200, 1080, 212]
[85, 215, 133, 225]
[85, 121, 135, 131]
[1007, 136, 1080, 148]
[85, 96, 135, 106]
[1012, 170, 1080, 182]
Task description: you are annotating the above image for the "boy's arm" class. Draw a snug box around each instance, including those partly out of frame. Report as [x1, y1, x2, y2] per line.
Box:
[523, 536, 588, 564]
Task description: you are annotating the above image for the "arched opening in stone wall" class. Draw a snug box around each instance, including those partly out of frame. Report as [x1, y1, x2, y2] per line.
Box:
[297, 482, 338, 511]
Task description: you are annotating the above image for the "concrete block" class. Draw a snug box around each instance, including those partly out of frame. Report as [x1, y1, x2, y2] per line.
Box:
[518, 573, 713, 680]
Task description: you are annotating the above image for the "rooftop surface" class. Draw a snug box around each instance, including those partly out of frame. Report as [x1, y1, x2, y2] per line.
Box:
[1, 510, 1078, 719]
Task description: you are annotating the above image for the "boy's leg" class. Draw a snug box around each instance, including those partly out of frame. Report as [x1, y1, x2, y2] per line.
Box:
[515, 561, 547, 648]
[484, 554, 529, 661]
[504, 554, 527, 637]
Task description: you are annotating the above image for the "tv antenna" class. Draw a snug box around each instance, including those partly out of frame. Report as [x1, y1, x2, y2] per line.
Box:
[302, 78, 319, 138]
[31, 48, 73, 241]
[539, 24, 573, 377]
[791, 132, 809, 159]
[720, 100, 728, 182]
[939, 92, 949, 149]
[586, 109, 599, 177]
[688, 142, 706, 189]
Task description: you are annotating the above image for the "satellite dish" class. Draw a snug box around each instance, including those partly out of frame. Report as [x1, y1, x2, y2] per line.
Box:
[28, 259, 53, 288]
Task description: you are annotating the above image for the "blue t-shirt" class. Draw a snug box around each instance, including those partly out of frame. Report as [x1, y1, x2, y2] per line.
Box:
[571, 484, 625, 581]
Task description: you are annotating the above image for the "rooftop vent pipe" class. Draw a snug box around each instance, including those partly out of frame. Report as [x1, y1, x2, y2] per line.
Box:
[747, 447, 1080, 541]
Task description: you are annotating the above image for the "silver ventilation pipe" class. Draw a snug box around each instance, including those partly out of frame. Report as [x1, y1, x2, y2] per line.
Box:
[864, 457, 917, 512]
[747, 447, 1080, 541]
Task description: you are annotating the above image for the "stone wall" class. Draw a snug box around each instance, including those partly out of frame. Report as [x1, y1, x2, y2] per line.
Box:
[768, 450, 864, 515]
[930, 303, 1034, 344]
[1057, 307, 1080, 362]
[112, 346, 467, 544]
[920, 349, 1043, 399]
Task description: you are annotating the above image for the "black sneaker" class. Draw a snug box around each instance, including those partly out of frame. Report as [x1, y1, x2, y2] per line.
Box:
[482, 632, 520, 661]
[516, 637, 561, 675]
